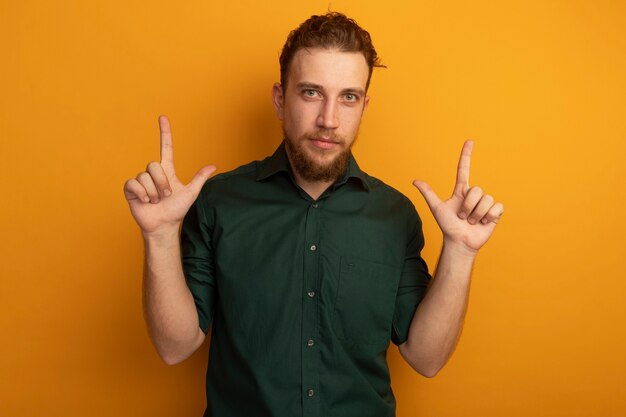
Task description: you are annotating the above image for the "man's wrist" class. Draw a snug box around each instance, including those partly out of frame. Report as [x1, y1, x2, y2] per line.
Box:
[142, 225, 181, 247]
[442, 238, 479, 260]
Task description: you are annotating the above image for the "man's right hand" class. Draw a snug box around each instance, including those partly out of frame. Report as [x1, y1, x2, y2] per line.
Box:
[123, 115, 216, 236]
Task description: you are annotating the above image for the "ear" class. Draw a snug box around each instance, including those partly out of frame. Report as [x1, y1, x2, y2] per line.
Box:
[272, 83, 285, 120]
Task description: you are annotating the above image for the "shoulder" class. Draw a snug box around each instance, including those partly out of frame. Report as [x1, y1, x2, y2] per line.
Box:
[361, 170, 415, 208]
[209, 159, 260, 184]
[359, 169, 424, 229]
[192, 160, 255, 207]
[199, 157, 265, 194]
[195, 153, 287, 206]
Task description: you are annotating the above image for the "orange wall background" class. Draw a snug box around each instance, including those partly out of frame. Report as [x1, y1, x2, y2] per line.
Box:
[2, 1, 625, 416]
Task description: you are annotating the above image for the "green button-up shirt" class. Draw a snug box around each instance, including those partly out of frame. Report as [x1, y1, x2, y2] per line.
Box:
[181, 143, 431, 417]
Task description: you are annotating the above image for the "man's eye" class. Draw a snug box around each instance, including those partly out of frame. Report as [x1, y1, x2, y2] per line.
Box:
[304, 90, 317, 97]
[345, 94, 358, 102]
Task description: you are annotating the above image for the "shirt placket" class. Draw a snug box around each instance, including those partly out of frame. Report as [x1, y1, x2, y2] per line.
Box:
[301, 199, 321, 417]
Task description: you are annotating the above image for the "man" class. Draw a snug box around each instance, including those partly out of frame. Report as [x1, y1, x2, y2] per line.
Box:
[123, 12, 503, 417]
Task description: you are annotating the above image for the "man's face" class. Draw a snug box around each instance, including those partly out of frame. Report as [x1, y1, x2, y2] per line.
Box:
[272, 48, 370, 182]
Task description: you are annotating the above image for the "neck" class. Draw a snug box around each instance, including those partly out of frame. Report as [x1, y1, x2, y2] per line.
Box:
[291, 169, 334, 201]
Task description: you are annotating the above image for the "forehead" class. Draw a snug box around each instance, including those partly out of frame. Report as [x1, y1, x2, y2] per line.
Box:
[286, 48, 369, 91]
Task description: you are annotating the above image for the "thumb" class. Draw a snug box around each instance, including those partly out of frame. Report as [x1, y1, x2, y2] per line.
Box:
[412, 180, 442, 212]
[187, 165, 217, 196]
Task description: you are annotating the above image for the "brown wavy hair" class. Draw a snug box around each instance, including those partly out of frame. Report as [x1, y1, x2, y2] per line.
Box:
[279, 12, 385, 92]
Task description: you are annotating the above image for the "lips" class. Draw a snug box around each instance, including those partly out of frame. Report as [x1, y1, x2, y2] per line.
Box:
[311, 139, 339, 150]
[308, 135, 340, 150]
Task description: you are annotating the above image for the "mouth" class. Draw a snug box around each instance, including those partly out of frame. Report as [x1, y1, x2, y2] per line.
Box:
[309, 136, 340, 150]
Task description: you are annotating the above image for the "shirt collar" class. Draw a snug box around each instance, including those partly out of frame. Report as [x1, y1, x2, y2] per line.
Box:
[256, 141, 370, 191]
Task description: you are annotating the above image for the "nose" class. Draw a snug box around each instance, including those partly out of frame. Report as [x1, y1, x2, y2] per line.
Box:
[316, 99, 339, 129]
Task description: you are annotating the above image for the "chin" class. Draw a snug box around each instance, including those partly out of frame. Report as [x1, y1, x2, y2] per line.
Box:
[285, 138, 350, 182]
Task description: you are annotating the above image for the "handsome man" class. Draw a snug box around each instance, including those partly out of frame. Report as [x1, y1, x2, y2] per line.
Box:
[124, 12, 503, 417]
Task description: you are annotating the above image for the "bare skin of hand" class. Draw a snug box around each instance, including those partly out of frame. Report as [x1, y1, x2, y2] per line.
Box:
[123, 115, 216, 236]
[398, 141, 504, 376]
[413, 140, 504, 253]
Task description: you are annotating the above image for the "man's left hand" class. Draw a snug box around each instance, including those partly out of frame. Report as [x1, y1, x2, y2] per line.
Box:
[413, 140, 504, 255]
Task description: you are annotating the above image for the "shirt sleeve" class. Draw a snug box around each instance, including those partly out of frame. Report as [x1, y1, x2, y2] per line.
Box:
[391, 201, 431, 345]
[180, 190, 216, 334]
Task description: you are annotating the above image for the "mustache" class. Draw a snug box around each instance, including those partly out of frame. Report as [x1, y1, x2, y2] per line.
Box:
[303, 130, 344, 143]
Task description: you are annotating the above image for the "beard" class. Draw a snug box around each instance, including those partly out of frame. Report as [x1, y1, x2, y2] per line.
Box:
[283, 128, 353, 183]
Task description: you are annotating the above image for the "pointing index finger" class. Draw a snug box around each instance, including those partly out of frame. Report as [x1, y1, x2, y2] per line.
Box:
[454, 140, 474, 195]
[159, 115, 175, 170]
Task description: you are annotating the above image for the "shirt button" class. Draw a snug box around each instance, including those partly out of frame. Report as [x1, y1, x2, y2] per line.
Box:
[307, 339, 315, 347]
[310, 245, 317, 251]
[307, 291, 316, 298]
[307, 389, 315, 397]
[312, 203, 319, 208]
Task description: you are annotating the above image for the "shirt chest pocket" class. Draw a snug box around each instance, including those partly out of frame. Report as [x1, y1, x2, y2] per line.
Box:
[332, 257, 401, 345]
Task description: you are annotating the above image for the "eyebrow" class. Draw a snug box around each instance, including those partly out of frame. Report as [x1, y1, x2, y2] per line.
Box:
[296, 82, 365, 96]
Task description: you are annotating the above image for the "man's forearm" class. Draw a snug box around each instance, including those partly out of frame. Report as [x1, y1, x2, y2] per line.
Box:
[399, 241, 476, 377]
[143, 228, 205, 365]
